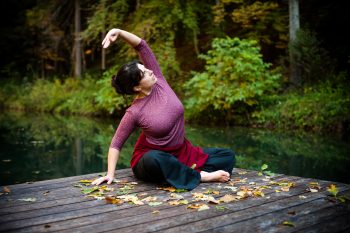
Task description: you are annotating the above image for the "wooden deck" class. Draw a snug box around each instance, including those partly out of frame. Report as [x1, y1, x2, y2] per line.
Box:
[1, 168, 349, 233]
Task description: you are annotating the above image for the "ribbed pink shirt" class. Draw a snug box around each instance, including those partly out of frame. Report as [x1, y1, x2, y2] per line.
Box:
[110, 40, 185, 150]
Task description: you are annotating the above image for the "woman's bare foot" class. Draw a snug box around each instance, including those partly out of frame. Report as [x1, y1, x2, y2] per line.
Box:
[200, 170, 230, 183]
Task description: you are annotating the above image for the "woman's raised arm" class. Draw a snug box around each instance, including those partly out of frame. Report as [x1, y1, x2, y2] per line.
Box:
[102, 29, 141, 48]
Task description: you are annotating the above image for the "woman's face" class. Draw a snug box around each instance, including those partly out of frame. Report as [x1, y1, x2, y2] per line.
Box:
[137, 64, 157, 90]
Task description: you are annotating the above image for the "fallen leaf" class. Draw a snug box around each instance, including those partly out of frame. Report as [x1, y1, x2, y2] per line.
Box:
[187, 203, 210, 211]
[207, 196, 220, 204]
[327, 184, 338, 197]
[142, 196, 157, 202]
[223, 186, 237, 192]
[281, 186, 290, 192]
[148, 202, 163, 206]
[238, 171, 247, 175]
[169, 193, 184, 200]
[192, 193, 204, 199]
[215, 205, 228, 211]
[81, 187, 99, 194]
[18, 198, 36, 202]
[152, 210, 160, 214]
[252, 190, 265, 197]
[198, 204, 210, 211]
[282, 221, 295, 227]
[219, 194, 237, 203]
[204, 188, 220, 195]
[299, 195, 307, 199]
[3, 187, 11, 193]
[42, 191, 50, 196]
[105, 196, 124, 205]
[157, 187, 187, 192]
[168, 200, 188, 206]
[79, 179, 94, 184]
[288, 211, 296, 215]
[308, 188, 319, 193]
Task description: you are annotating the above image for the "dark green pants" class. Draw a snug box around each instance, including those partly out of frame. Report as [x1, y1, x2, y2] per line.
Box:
[132, 148, 235, 190]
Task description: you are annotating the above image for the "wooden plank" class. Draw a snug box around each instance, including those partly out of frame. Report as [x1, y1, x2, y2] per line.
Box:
[0, 172, 134, 209]
[15, 175, 295, 232]
[0, 170, 281, 232]
[154, 183, 349, 233]
[206, 189, 350, 233]
[1, 169, 134, 195]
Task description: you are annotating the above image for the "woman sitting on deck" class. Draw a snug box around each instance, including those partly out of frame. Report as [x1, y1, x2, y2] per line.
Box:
[92, 29, 235, 190]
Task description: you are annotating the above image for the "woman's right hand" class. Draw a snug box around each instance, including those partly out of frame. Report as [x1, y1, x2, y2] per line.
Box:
[91, 174, 114, 185]
[102, 28, 120, 49]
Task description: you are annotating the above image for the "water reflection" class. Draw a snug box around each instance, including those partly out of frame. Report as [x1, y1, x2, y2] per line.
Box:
[0, 111, 349, 185]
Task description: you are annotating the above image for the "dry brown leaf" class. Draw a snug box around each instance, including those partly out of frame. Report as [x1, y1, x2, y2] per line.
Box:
[187, 203, 210, 211]
[105, 196, 124, 205]
[219, 194, 237, 203]
[3, 187, 11, 193]
[281, 186, 290, 192]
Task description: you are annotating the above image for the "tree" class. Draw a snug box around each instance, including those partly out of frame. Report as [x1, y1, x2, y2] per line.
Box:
[288, 0, 301, 86]
[74, 0, 82, 78]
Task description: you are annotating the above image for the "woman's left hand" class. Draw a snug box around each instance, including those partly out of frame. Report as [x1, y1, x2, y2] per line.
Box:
[102, 28, 120, 49]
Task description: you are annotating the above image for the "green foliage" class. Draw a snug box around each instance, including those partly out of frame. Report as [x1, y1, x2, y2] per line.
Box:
[94, 68, 131, 114]
[253, 72, 350, 132]
[184, 37, 281, 122]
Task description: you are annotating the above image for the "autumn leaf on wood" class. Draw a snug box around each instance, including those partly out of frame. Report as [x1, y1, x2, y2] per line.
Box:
[282, 221, 295, 227]
[187, 203, 210, 211]
[219, 194, 237, 203]
[169, 193, 184, 200]
[81, 186, 99, 194]
[327, 184, 338, 197]
[204, 188, 220, 195]
[157, 187, 187, 193]
[105, 196, 124, 205]
[168, 200, 189, 206]
[3, 186, 11, 194]
[152, 210, 160, 214]
[79, 179, 94, 184]
[215, 205, 228, 211]
[141, 196, 157, 202]
[148, 202, 163, 206]
[307, 182, 321, 192]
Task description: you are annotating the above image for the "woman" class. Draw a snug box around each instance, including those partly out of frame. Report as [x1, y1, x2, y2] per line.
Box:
[92, 29, 235, 190]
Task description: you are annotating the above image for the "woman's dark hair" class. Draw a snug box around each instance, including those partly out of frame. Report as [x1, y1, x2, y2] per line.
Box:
[111, 60, 143, 95]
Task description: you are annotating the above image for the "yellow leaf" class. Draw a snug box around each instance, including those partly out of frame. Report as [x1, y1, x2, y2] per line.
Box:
[152, 210, 160, 214]
[282, 221, 295, 227]
[327, 184, 339, 197]
[79, 179, 94, 184]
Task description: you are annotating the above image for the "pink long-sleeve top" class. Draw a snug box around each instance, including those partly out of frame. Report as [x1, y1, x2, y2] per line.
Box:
[110, 39, 185, 152]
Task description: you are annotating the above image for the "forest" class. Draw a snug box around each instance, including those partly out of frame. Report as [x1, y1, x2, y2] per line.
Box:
[0, 0, 349, 136]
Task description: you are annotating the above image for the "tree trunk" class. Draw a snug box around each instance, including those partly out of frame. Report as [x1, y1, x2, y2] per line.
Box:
[289, 0, 301, 87]
[74, 0, 82, 78]
[101, 0, 106, 71]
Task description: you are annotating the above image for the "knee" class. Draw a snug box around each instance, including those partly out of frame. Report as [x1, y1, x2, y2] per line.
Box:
[142, 150, 160, 169]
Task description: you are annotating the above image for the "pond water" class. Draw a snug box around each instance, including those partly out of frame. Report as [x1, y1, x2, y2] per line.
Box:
[1, 111, 349, 186]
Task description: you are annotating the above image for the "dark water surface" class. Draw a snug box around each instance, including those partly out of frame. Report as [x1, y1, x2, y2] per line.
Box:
[1, 111, 349, 186]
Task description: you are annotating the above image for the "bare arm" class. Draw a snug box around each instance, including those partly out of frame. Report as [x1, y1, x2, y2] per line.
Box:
[92, 148, 120, 185]
[102, 28, 141, 48]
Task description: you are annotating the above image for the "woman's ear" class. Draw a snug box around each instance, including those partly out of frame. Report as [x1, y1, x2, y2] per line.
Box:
[133, 85, 141, 92]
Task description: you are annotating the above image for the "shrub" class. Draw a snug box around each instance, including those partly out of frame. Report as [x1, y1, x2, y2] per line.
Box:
[184, 37, 281, 123]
